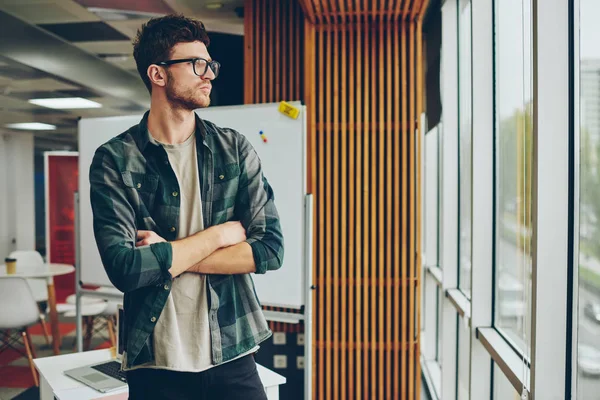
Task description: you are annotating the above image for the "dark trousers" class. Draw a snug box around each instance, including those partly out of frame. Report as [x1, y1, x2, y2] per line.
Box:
[126, 354, 268, 400]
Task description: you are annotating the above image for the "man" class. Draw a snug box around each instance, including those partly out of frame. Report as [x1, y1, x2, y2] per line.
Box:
[89, 14, 284, 400]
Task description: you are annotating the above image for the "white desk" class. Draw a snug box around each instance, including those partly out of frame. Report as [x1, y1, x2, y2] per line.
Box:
[34, 349, 286, 400]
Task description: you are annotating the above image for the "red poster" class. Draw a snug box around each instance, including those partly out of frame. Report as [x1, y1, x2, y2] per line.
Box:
[46, 153, 78, 303]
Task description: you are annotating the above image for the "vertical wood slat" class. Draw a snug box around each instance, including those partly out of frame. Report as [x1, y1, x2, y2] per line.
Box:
[290, 0, 295, 100]
[325, 25, 333, 400]
[296, 1, 302, 100]
[348, 15, 356, 400]
[386, 16, 393, 400]
[408, 20, 416, 400]
[332, 23, 340, 400]
[393, 17, 402, 400]
[243, 0, 253, 104]
[363, 15, 370, 400]
[377, 15, 385, 400]
[260, 0, 266, 103]
[275, 0, 280, 101]
[370, 18, 377, 400]
[318, 25, 325, 400]
[340, 16, 348, 400]
[401, 17, 409, 400]
[355, 13, 363, 400]
[268, 0, 274, 102]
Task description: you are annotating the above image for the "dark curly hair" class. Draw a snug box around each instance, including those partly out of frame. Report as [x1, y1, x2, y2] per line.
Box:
[133, 14, 210, 93]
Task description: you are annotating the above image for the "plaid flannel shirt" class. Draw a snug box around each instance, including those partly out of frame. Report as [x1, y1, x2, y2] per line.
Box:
[89, 111, 284, 368]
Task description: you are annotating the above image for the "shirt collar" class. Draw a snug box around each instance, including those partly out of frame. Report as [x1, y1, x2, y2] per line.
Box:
[134, 110, 209, 153]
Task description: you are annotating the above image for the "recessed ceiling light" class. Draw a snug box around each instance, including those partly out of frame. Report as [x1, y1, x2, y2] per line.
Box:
[206, 2, 224, 9]
[29, 97, 102, 109]
[99, 54, 130, 63]
[87, 7, 164, 21]
[6, 122, 56, 131]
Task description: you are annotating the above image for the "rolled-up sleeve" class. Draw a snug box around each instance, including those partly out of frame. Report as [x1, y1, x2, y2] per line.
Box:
[235, 134, 284, 275]
[89, 146, 173, 292]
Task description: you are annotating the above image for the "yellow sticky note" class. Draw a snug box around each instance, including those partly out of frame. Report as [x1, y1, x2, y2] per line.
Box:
[278, 101, 300, 119]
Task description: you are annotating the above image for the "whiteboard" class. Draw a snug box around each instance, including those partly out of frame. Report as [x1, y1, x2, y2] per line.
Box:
[79, 102, 306, 308]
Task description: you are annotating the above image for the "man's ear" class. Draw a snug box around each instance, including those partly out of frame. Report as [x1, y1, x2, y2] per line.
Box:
[147, 65, 167, 88]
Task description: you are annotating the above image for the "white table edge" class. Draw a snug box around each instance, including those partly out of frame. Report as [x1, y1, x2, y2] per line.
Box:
[35, 349, 286, 400]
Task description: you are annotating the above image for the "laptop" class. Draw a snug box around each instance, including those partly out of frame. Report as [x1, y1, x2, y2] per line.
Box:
[64, 304, 128, 393]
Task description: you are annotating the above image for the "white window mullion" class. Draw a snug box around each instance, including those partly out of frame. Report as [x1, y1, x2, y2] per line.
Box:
[441, 0, 459, 398]
[531, 0, 571, 397]
[469, 0, 494, 398]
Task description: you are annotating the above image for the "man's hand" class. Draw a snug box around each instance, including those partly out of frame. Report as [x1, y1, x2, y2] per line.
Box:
[217, 221, 247, 248]
[136, 230, 166, 247]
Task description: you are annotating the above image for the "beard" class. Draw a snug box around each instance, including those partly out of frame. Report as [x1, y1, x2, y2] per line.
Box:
[165, 72, 211, 111]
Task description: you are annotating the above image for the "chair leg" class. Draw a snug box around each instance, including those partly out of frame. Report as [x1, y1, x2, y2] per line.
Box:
[22, 331, 39, 387]
[107, 316, 117, 348]
[84, 316, 93, 351]
[24, 328, 37, 359]
[39, 314, 51, 346]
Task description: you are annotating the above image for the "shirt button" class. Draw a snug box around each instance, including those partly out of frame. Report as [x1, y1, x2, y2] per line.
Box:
[136, 183, 142, 189]
[150, 317, 157, 323]
[164, 284, 169, 290]
[219, 175, 225, 180]
[170, 226, 176, 232]
[164, 160, 169, 165]
[172, 191, 178, 197]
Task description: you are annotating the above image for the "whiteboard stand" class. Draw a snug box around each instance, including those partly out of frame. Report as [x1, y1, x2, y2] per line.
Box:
[304, 194, 314, 400]
[74, 192, 82, 353]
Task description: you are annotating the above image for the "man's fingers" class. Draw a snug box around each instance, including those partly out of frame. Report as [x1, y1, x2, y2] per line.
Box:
[137, 230, 151, 239]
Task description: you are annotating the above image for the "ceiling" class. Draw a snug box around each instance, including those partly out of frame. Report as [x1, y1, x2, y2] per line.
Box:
[0, 0, 244, 153]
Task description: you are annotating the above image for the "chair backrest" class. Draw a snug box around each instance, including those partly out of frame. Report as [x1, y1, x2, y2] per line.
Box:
[0, 277, 41, 329]
[9, 250, 44, 268]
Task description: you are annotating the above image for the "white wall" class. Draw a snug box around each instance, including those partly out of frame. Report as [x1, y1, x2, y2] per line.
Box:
[0, 133, 35, 260]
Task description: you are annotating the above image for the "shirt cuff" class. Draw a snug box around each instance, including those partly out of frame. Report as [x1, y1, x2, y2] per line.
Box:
[150, 241, 174, 281]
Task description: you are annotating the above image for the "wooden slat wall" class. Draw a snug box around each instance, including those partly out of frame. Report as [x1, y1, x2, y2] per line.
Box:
[244, 0, 429, 398]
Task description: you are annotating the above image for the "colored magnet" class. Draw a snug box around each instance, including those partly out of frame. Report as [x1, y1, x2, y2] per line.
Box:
[259, 130, 268, 143]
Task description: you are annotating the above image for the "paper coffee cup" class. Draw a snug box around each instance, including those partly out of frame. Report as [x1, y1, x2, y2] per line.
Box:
[4, 257, 16, 275]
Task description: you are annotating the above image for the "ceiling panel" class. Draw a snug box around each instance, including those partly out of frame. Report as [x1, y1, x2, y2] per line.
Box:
[74, 0, 174, 15]
[39, 21, 130, 42]
[0, 0, 98, 24]
[74, 40, 133, 55]
[0, 94, 39, 110]
[3, 78, 80, 93]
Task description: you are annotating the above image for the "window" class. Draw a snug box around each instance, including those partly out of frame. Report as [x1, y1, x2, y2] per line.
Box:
[578, 1, 600, 398]
[494, 0, 533, 350]
[458, 0, 473, 298]
[425, 126, 440, 269]
[457, 316, 471, 399]
[423, 124, 442, 360]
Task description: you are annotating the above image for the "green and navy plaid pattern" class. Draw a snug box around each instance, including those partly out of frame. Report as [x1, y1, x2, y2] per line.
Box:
[89, 111, 284, 367]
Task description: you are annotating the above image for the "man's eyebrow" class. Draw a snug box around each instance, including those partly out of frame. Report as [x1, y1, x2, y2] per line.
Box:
[179, 56, 213, 61]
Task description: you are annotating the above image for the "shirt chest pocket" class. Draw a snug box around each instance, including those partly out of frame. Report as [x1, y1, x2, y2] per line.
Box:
[121, 170, 159, 212]
[214, 163, 240, 184]
[212, 163, 240, 217]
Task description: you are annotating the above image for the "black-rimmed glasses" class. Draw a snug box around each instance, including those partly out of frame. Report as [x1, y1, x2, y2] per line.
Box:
[157, 58, 221, 79]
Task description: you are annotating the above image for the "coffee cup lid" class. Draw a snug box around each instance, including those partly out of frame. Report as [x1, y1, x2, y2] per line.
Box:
[4, 258, 16, 262]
